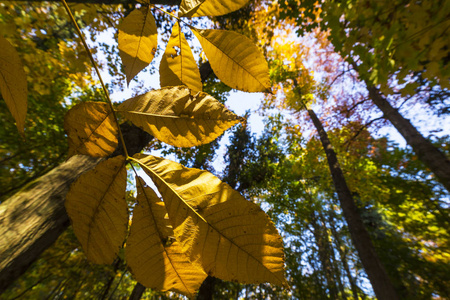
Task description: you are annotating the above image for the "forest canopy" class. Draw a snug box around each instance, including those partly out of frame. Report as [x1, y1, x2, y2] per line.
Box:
[0, 0, 449, 299]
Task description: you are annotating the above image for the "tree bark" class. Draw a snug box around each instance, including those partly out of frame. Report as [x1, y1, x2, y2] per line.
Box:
[367, 85, 450, 193]
[129, 282, 146, 300]
[307, 108, 400, 300]
[0, 124, 152, 294]
[0, 155, 100, 293]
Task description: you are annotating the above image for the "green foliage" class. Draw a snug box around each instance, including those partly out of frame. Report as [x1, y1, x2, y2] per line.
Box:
[281, 0, 450, 93]
[2, 0, 288, 297]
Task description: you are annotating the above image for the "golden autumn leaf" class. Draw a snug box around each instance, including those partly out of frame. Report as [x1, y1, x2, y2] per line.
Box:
[117, 86, 242, 147]
[65, 156, 128, 264]
[64, 102, 118, 158]
[134, 154, 287, 287]
[192, 28, 270, 92]
[179, 0, 249, 17]
[126, 177, 207, 297]
[160, 22, 202, 92]
[118, 7, 158, 84]
[0, 35, 28, 135]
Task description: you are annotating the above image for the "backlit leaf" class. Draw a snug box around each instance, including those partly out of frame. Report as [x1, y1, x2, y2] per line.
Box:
[64, 102, 118, 158]
[180, 0, 249, 17]
[160, 22, 202, 92]
[117, 86, 242, 147]
[135, 154, 287, 287]
[192, 28, 270, 92]
[0, 35, 28, 135]
[65, 156, 128, 264]
[126, 177, 207, 297]
[118, 7, 158, 84]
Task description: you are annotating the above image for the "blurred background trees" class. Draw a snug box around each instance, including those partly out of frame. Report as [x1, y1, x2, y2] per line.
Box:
[1, 0, 449, 298]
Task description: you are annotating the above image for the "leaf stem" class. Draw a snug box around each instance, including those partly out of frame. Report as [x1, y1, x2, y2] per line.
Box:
[61, 0, 129, 158]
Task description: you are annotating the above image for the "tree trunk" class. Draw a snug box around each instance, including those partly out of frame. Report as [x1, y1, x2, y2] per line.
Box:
[129, 283, 146, 300]
[328, 210, 361, 300]
[306, 108, 400, 300]
[367, 85, 450, 193]
[319, 211, 347, 300]
[0, 155, 100, 293]
[310, 213, 339, 299]
[0, 124, 152, 294]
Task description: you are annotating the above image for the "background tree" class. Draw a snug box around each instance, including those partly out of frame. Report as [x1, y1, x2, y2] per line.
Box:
[1, 0, 449, 298]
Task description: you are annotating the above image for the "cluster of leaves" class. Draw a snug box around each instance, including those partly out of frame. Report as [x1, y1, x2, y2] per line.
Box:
[280, 0, 450, 94]
[0, 2, 109, 201]
[1, 0, 289, 297]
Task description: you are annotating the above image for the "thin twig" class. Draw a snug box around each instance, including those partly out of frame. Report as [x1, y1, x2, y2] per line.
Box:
[61, 0, 129, 158]
[344, 116, 384, 151]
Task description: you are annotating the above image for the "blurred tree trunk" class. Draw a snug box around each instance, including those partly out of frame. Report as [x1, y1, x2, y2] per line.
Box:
[0, 124, 152, 294]
[328, 211, 361, 300]
[310, 212, 339, 299]
[0, 155, 100, 293]
[366, 85, 450, 193]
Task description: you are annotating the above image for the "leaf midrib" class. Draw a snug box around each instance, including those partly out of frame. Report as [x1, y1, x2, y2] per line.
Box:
[193, 28, 267, 89]
[119, 110, 238, 121]
[135, 156, 285, 284]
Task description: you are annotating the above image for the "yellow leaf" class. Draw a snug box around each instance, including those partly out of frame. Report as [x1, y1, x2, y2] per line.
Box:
[65, 156, 128, 264]
[117, 86, 242, 147]
[160, 22, 202, 92]
[118, 7, 158, 84]
[192, 28, 270, 92]
[135, 154, 287, 287]
[64, 102, 118, 158]
[0, 35, 28, 135]
[126, 177, 207, 297]
[180, 0, 249, 17]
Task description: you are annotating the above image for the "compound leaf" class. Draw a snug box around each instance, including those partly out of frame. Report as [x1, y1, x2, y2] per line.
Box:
[0, 35, 28, 135]
[126, 177, 207, 297]
[135, 154, 287, 287]
[65, 156, 128, 264]
[160, 22, 202, 92]
[192, 28, 270, 92]
[117, 86, 241, 147]
[64, 102, 118, 158]
[118, 7, 158, 84]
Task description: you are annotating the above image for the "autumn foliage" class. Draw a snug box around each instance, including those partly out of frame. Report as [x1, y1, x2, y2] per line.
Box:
[0, 0, 287, 297]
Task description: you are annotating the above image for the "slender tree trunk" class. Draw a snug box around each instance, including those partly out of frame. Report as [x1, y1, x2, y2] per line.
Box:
[129, 283, 146, 300]
[0, 124, 152, 294]
[99, 259, 122, 300]
[306, 108, 400, 300]
[319, 212, 347, 300]
[310, 213, 339, 299]
[366, 85, 450, 192]
[328, 211, 361, 300]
